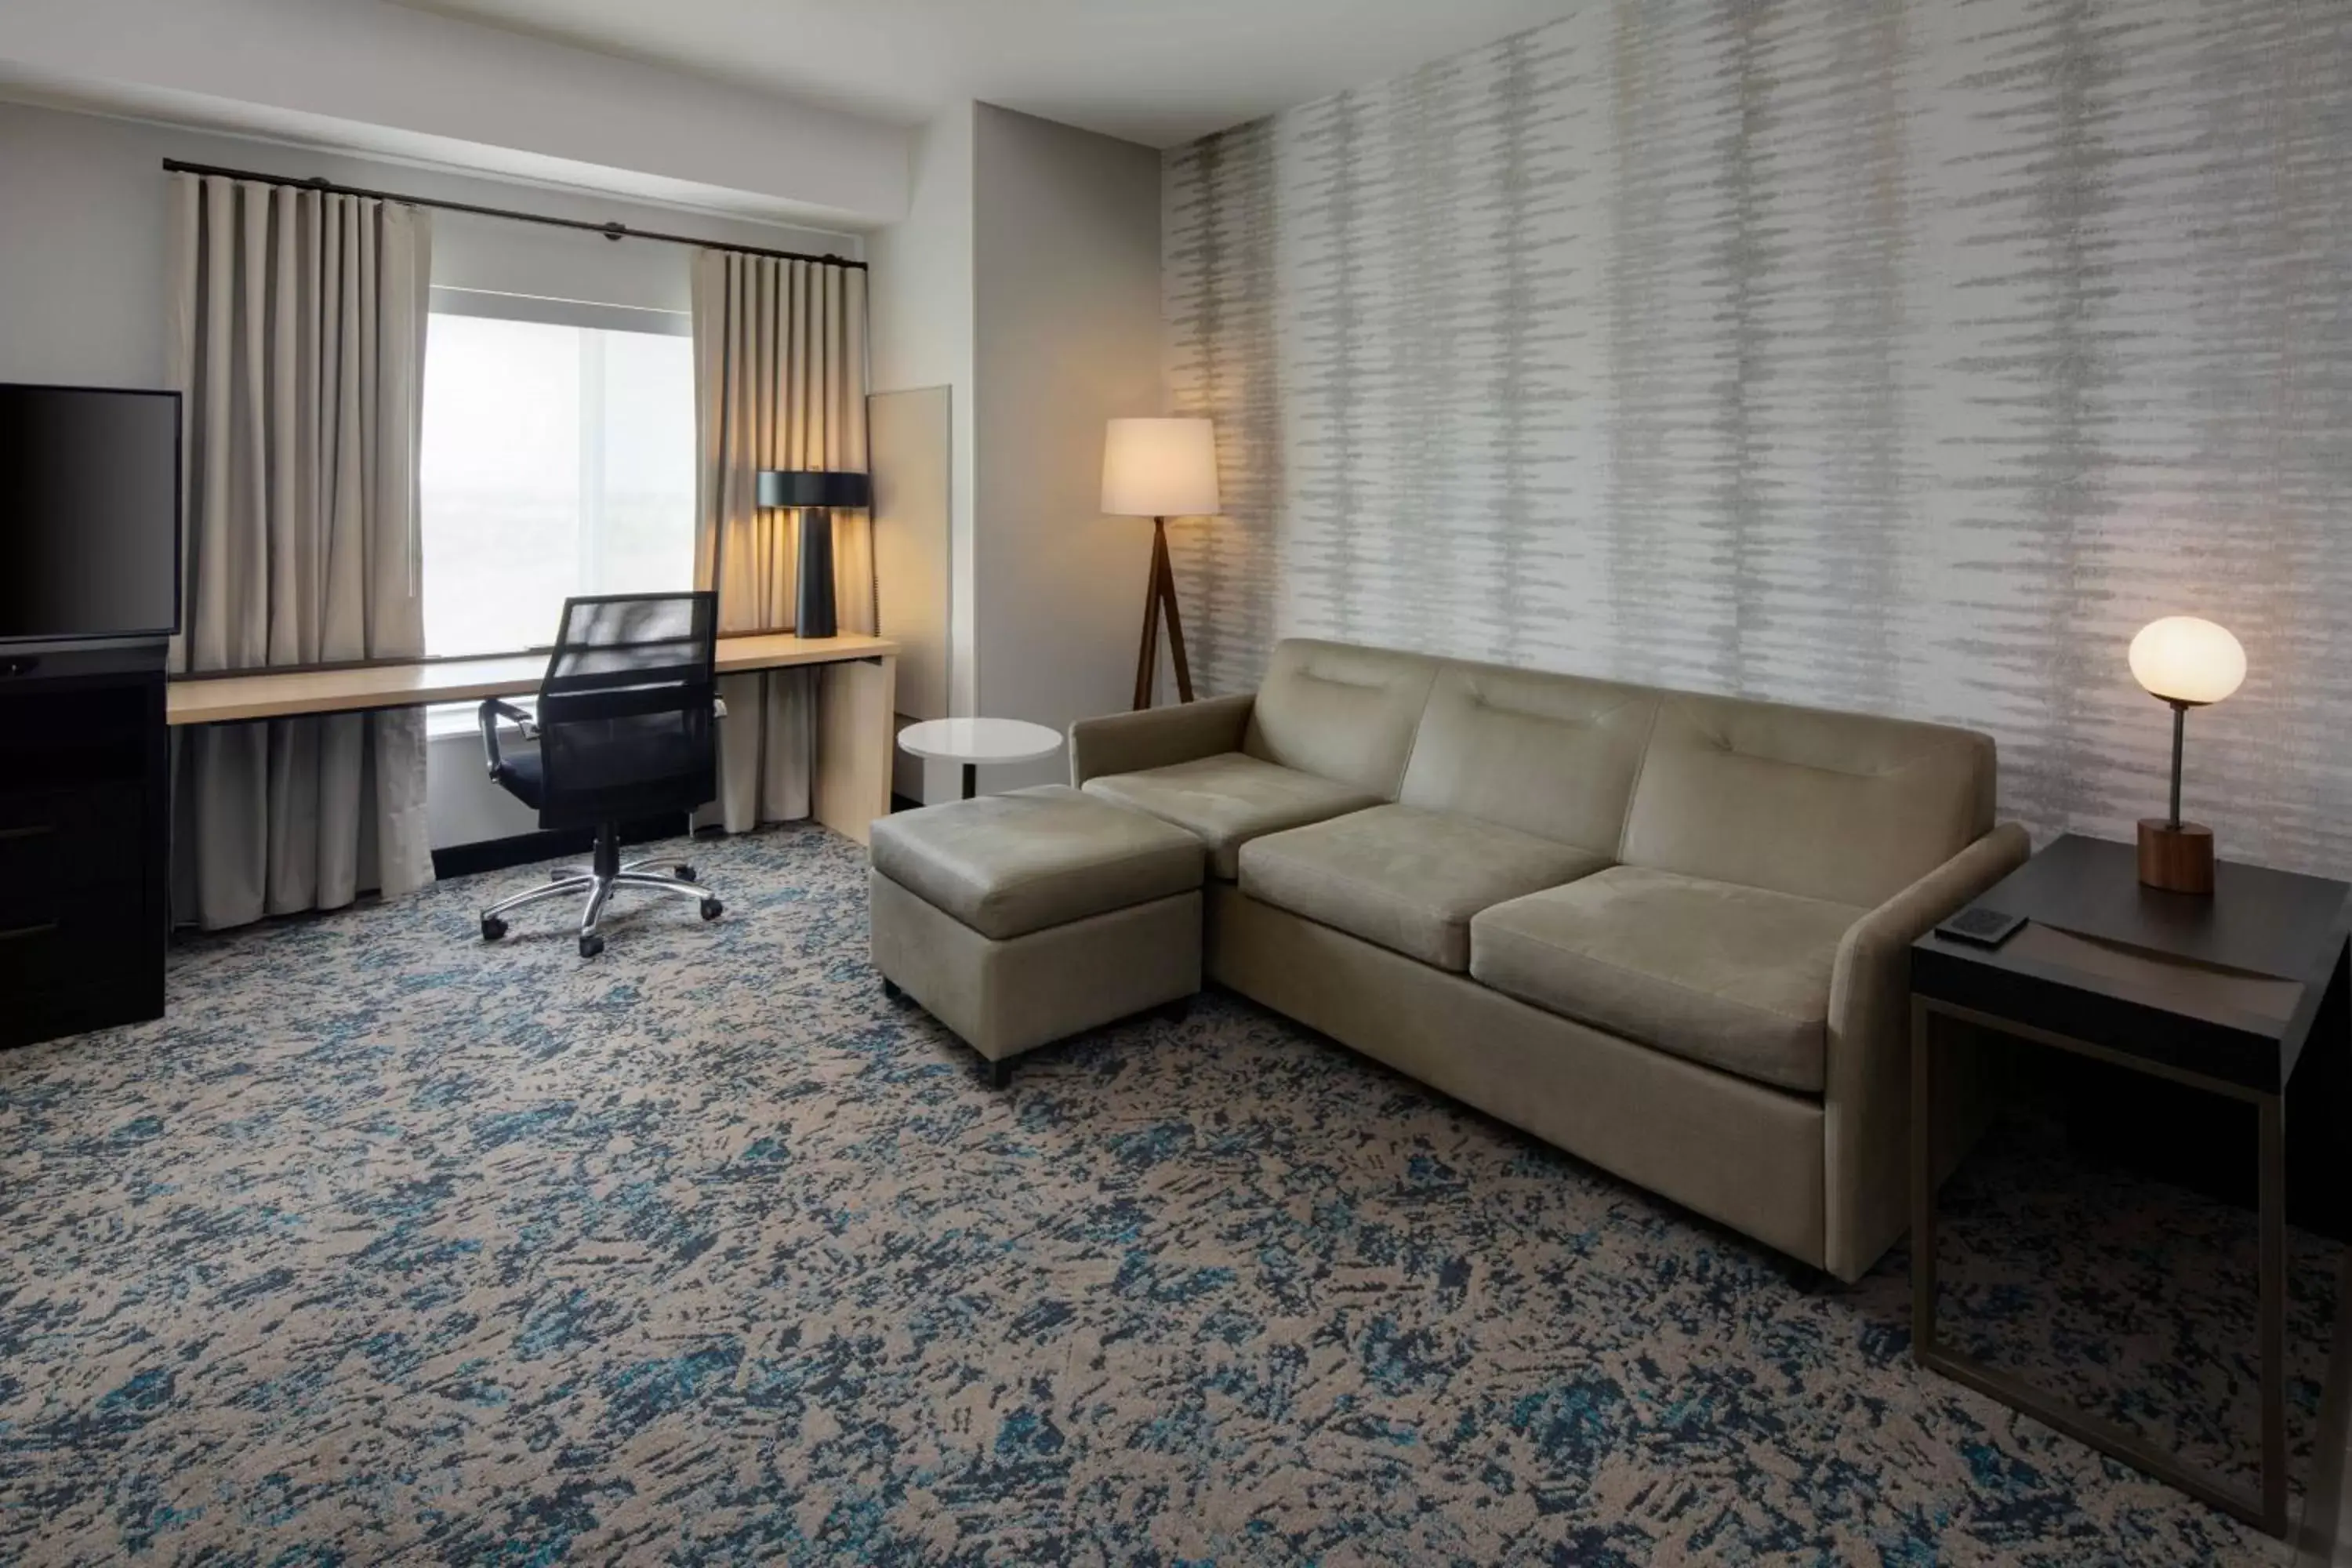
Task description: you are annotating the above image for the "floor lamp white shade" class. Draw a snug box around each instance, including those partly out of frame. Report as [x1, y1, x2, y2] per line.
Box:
[1102, 418, 1218, 710]
[1102, 418, 1221, 517]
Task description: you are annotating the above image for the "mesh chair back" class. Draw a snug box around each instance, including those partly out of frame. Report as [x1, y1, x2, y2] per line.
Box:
[533, 592, 719, 829]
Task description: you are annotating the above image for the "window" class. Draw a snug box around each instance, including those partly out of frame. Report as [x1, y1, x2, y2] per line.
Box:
[419, 311, 696, 658]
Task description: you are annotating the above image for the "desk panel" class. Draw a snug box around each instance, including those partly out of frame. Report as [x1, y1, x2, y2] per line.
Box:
[167, 633, 900, 725]
[167, 633, 902, 846]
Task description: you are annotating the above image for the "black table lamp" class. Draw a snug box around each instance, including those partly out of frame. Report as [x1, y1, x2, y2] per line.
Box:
[756, 468, 871, 640]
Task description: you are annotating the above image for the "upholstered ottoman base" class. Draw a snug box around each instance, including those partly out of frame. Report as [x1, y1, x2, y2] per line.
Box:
[872, 872, 1200, 1076]
[866, 784, 1207, 1082]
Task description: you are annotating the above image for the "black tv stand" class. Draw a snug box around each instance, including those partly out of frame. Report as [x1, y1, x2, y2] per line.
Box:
[0, 642, 170, 1048]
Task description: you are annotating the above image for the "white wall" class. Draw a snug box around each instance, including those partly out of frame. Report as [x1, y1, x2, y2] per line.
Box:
[0, 96, 864, 850]
[0, 0, 910, 226]
[970, 104, 1163, 792]
[0, 98, 857, 390]
[864, 103, 1163, 801]
[867, 103, 977, 804]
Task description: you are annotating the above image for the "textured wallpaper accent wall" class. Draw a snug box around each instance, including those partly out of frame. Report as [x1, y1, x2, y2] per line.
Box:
[1164, 0, 2352, 874]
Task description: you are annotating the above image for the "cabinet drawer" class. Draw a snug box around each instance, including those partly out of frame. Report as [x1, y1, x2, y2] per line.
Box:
[0, 890, 162, 1044]
[0, 786, 145, 916]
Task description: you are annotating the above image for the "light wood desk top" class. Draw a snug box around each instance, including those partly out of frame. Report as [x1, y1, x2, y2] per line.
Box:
[167, 631, 901, 726]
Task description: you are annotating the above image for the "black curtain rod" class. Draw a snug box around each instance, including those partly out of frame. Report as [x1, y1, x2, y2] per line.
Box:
[158, 158, 865, 271]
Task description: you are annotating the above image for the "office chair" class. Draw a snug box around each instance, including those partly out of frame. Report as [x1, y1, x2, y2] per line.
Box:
[476, 591, 725, 957]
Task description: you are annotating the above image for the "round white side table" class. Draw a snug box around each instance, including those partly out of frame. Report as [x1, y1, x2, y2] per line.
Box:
[898, 717, 1065, 800]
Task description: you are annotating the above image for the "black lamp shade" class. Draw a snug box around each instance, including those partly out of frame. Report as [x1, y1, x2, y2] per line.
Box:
[757, 469, 871, 510]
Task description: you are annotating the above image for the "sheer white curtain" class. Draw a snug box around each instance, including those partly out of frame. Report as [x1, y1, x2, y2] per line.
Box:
[167, 172, 434, 929]
[691, 251, 873, 831]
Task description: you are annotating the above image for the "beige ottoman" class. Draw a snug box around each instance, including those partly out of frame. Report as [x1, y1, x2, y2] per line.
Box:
[869, 784, 1205, 1084]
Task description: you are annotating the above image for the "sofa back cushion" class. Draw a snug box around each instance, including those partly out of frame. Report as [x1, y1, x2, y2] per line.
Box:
[1244, 638, 1440, 796]
[1619, 693, 1995, 908]
[1399, 661, 1660, 853]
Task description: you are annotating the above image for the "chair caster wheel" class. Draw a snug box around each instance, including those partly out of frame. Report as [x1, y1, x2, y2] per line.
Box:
[579, 933, 604, 958]
[481, 915, 507, 941]
[676, 866, 696, 884]
[700, 898, 723, 921]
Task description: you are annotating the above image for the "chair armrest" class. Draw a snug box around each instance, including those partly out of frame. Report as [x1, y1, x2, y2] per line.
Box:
[1820, 822, 2031, 1280]
[477, 698, 537, 778]
[1068, 693, 1255, 786]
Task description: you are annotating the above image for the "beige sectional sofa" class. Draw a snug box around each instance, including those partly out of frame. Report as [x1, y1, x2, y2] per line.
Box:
[1072, 638, 2028, 1282]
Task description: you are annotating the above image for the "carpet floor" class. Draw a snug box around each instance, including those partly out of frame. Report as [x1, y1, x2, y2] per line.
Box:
[0, 825, 2336, 1565]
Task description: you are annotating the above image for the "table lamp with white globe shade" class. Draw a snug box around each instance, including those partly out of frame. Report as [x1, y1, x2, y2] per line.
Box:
[2128, 615, 2245, 895]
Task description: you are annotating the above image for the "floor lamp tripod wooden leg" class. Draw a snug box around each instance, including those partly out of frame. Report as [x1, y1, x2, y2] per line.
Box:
[1131, 515, 1195, 710]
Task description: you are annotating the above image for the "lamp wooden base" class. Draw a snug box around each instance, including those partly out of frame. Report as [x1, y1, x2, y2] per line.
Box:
[2138, 818, 2216, 895]
[1131, 515, 1195, 710]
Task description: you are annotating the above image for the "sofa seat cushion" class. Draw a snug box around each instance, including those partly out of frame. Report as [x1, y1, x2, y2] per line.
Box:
[1083, 753, 1381, 879]
[1240, 805, 1609, 971]
[869, 784, 1203, 940]
[1468, 866, 1864, 1093]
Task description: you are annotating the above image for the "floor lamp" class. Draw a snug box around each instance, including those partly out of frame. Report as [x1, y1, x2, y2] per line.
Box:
[1102, 417, 1221, 710]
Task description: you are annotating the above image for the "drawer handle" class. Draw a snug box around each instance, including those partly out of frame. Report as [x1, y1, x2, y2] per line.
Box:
[0, 823, 56, 841]
[0, 921, 58, 943]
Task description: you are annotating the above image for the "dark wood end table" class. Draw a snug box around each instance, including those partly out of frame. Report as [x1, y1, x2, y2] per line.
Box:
[1910, 833, 2351, 1537]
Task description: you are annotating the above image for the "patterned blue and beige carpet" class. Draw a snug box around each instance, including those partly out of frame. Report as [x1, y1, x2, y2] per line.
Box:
[0, 825, 2336, 1563]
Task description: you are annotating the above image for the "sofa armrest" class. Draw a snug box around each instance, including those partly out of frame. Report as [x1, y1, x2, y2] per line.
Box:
[1820, 822, 2031, 1281]
[1069, 694, 1255, 787]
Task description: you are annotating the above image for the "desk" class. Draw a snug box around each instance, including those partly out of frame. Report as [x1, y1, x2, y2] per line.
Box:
[168, 632, 900, 845]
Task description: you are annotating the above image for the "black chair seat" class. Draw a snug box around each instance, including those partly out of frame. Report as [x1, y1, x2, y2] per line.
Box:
[492, 730, 706, 823]
[492, 752, 545, 809]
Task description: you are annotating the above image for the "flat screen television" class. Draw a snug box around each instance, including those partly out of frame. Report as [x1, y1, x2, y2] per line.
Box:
[0, 383, 181, 643]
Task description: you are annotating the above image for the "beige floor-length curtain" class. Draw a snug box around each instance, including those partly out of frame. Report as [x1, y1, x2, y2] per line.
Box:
[167, 172, 434, 929]
[692, 250, 873, 832]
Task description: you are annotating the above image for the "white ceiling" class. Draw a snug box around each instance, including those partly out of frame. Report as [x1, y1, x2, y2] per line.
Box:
[399, 0, 1582, 148]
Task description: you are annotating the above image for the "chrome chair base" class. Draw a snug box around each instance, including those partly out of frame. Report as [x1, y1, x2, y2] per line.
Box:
[480, 840, 722, 958]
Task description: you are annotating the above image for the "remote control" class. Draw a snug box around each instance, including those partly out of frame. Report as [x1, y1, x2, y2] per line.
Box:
[1935, 906, 2026, 947]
